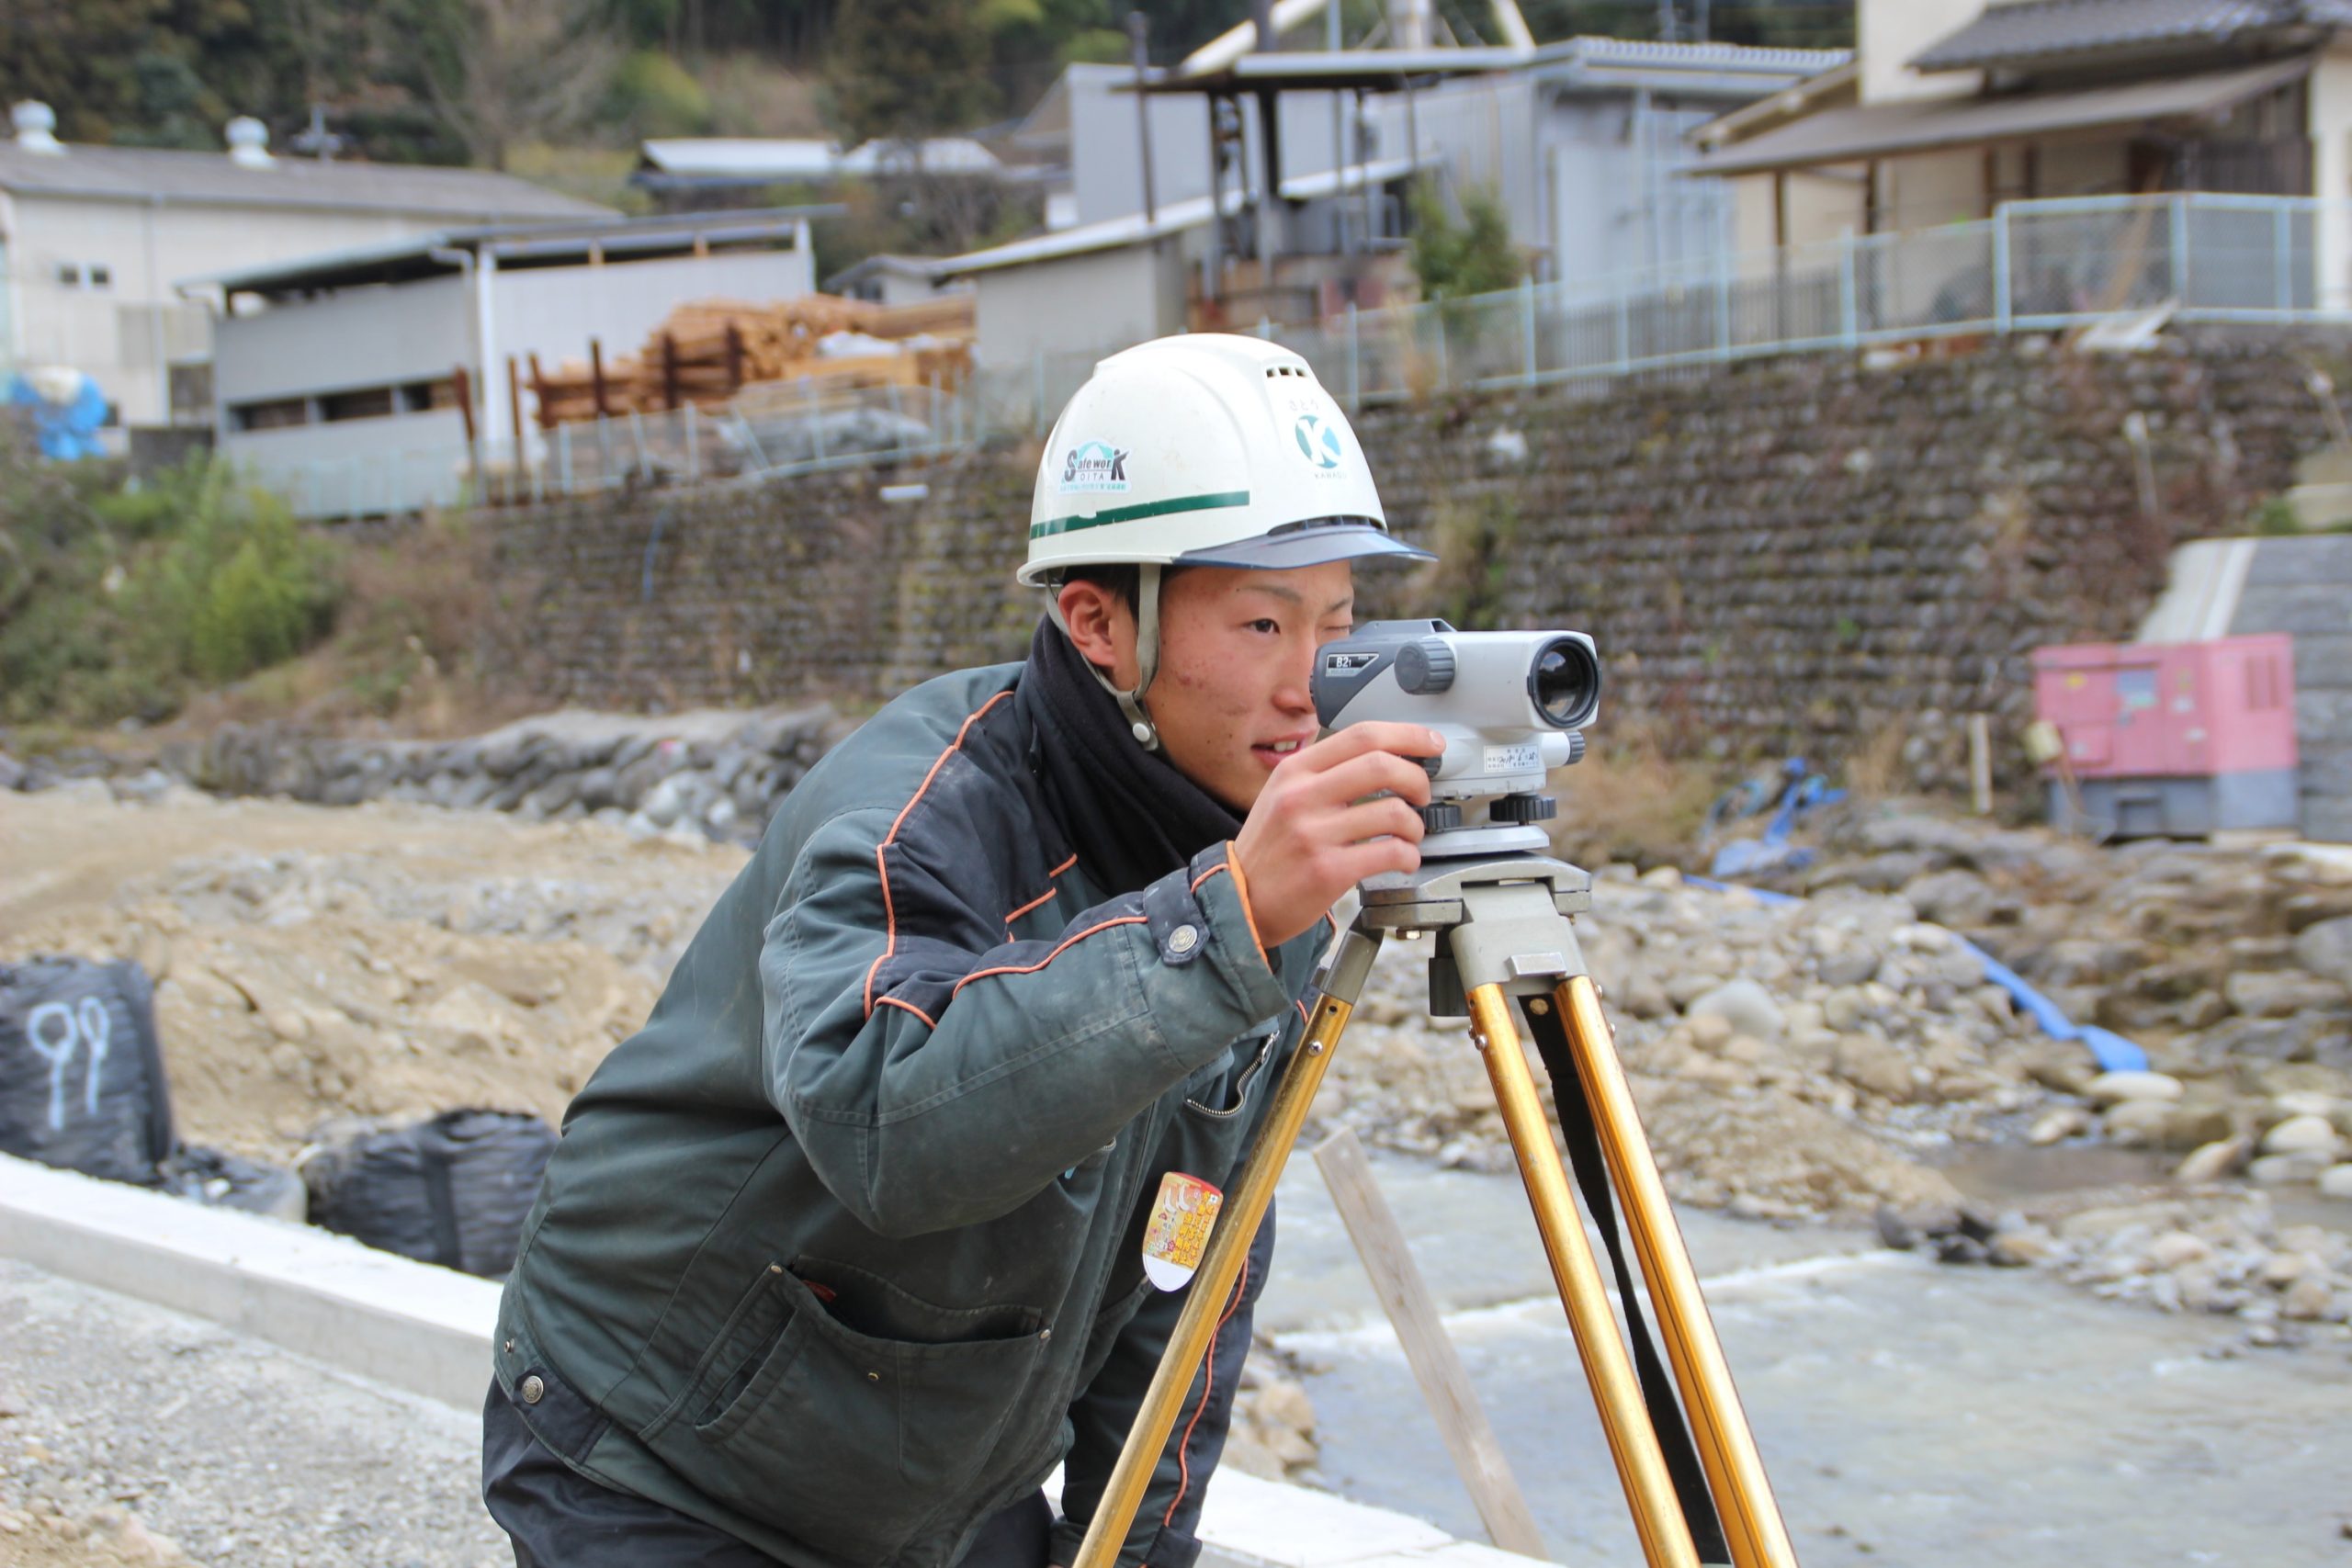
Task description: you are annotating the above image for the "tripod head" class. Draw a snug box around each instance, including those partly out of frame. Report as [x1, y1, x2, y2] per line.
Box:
[1313, 619, 1599, 857]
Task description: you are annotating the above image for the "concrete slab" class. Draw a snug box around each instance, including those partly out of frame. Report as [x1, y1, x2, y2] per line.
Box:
[0, 1153, 1561, 1567]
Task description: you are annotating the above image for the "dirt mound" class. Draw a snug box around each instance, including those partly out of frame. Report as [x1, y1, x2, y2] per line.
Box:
[1, 791, 736, 1165]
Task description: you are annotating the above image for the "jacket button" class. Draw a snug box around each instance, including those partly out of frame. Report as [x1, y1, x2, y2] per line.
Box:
[519, 1374, 546, 1405]
[867, 1371, 881, 1382]
[1039, 1328, 1053, 1343]
[1168, 923, 1200, 955]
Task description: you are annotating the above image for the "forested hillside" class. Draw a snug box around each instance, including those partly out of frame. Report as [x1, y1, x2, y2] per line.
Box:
[0, 0, 1849, 171]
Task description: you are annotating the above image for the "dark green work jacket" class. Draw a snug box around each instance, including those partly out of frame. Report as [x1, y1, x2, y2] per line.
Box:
[494, 662, 1323, 1568]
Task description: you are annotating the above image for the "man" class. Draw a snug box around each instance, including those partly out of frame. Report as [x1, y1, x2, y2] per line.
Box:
[483, 334, 1442, 1568]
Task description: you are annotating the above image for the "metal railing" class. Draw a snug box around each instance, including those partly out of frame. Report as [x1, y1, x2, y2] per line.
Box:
[218, 192, 2350, 517]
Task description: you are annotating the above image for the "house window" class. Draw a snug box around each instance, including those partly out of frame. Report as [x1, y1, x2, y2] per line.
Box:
[88, 265, 111, 288]
[51, 262, 113, 289]
[232, 397, 311, 431]
[321, 386, 396, 422]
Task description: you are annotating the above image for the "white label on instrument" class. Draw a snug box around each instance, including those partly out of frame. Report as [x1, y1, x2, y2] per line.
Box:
[1483, 743, 1542, 774]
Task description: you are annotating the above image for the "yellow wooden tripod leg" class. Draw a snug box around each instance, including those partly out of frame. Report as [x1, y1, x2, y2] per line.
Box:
[1540, 977, 1798, 1568]
[1071, 988, 1356, 1568]
[1465, 982, 1701, 1568]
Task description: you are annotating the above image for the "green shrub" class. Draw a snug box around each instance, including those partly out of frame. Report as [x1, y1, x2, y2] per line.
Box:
[0, 441, 342, 725]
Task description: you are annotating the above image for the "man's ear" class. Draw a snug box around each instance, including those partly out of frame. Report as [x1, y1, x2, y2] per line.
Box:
[1055, 581, 1137, 688]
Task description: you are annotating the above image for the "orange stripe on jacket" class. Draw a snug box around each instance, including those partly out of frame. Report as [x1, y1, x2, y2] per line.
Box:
[861, 690, 1018, 1020]
[950, 916, 1146, 1000]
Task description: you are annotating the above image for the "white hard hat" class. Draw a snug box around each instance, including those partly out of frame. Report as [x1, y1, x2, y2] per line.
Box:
[1021, 333, 1430, 586]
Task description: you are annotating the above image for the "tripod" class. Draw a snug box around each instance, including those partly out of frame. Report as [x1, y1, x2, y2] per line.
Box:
[1072, 852, 1799, 1568]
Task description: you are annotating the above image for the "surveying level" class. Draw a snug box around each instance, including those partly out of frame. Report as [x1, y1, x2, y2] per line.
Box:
[1075, 627, 1798, 1568]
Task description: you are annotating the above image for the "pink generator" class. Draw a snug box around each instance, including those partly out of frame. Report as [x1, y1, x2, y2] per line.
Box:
[2030, 635, 2300, 838]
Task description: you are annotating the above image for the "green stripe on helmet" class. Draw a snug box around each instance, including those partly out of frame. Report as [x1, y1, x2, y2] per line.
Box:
[1028, 490, 1251, 540]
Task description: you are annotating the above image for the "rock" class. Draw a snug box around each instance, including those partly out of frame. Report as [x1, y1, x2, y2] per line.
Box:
[1817, 949, 1880, 987]
[2280, 1277, 2336, 1322]
[2084, 1070, 2184, 1106]
[1684, 979, 1786, 1043]
[2292, 916, 2352, 987]
[1821, 986, 1871, 1032]
[2174, 1138, 2251, 1183]
[1686, 1012, 1735, 1052]
[2260, 1114, 2344, 1157]
[1833, 1033, 1916, 1100]
[1900, 868, 2000, 928]
[2030, 1106, 2090, 1145]
[2017, 1040, 2098, 1096]
[2248, 1152, 2334, 1185]
[1664, 971, 1725, 1010]
[2146, 1230, 2211, 1269]
[1988, 1229, 2054, 1267]
[2224, 968, 2348, 1018]
[2316, 1164, 2352, 1199]
[2267, 1091, 2343, 1123]
[2101, 1099, 2176, 1146]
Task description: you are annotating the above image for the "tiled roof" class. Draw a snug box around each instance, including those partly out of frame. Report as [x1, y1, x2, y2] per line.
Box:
[1909, 0, 2332, 72]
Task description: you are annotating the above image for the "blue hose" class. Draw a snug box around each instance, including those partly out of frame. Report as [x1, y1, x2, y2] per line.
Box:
[1679, 875, 2147, 1074]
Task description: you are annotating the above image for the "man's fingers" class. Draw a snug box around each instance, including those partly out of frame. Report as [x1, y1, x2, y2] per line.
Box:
[1302, 750, 1434, 808]
[1295, 721, 1442, 772]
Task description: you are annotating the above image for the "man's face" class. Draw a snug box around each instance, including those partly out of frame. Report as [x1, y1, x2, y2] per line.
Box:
[1064, 561, 1356, 812]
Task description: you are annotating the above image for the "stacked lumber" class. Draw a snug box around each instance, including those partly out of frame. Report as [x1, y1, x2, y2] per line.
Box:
[527, 291, 975, 427]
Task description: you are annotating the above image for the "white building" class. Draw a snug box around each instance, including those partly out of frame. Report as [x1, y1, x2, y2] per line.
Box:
[201, 209, 815, 516]
[0, 102, 608, 433]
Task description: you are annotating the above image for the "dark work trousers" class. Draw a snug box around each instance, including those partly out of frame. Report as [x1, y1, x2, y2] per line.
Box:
[481, 1376, 1052, 1568]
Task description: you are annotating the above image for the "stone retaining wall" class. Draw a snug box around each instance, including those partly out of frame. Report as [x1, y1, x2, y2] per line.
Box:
[481, 331, 2352, 792]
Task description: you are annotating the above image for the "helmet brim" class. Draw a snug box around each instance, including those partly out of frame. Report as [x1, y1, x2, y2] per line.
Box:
[1172, 521, 1434, 572]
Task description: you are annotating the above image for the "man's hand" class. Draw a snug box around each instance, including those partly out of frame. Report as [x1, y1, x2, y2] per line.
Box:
[1230, 723, 1442, 949]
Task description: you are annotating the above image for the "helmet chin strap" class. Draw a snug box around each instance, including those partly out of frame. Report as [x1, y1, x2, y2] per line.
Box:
[1046, 563, 1163, 752]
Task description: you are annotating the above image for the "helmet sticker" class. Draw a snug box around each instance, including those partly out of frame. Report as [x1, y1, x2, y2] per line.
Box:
[1059, 439, 1131, 493]
[1293, 414, 1343, 472]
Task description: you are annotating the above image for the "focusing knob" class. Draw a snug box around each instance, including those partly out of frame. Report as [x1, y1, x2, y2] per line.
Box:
[1419, 802, 1463, 833]
[1396, 638, 1456, 694]
[1490, 794, 1559, 824]
[1563, 730, 1586, 766]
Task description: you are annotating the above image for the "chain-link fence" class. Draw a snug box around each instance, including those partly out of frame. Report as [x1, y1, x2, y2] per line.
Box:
[199, 192, 2352, 516]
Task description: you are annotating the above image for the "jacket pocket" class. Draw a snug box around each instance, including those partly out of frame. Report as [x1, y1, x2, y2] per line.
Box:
[670, 1258, 1049, 1565]
[1183, 1030, 1275, 1120]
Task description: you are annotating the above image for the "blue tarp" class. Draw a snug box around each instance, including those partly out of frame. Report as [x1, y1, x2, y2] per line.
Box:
[6, 371, 111, 460]
[1682, 874, 2148, 1074]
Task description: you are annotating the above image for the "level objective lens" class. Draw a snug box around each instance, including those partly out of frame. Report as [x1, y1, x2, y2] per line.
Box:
[1529, 638, 1600, 729]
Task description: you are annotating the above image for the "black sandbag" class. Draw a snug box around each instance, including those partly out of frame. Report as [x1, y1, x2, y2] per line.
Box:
[0, 957, 174, 1184]
[160, 1145, 307, 1223]
[301, 1109, 556, 1276]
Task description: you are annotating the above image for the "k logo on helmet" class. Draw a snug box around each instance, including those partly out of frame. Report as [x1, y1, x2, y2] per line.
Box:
[1294, 414, 1342, 471]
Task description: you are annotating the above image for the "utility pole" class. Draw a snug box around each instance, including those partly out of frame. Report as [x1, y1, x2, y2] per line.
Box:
[1656, 0, 1679, 42]
[1128, 11, 1157, 226]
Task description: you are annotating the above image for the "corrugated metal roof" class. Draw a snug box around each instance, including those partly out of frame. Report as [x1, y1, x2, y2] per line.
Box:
[639, 137, 1003, 179]
[937, 153, 1429, 276]
[188, 209, 819, 295]
[0, 141, 608, 219]
[1910, 0, 2322, 73]
[1688, 53, 2311, 175]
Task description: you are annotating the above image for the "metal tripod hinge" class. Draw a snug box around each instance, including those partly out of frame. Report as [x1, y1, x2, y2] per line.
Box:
[1073, 852, 1799, 1568]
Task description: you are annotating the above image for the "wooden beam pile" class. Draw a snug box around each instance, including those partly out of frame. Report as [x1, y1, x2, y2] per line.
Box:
[527, 292, 974, 427]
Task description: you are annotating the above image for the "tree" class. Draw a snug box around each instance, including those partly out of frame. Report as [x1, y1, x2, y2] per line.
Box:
[821, 0, 996, 148]
[1408, 179, 1523, 301]
[413, 0, 620, 169]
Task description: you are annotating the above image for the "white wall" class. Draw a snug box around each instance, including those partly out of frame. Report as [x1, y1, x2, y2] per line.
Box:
[219, 407, 474, 516]
[2313, 41, 2352, 309]
[972, 241, 1184, 367]
[1859, 0, 1985, 105]
[6, 191, 490, 426]
[213, 274, 473, 406]
[212, 243, 813, 451]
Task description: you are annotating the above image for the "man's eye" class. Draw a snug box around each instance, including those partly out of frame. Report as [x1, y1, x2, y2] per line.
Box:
[1248, 618, 1281, 634]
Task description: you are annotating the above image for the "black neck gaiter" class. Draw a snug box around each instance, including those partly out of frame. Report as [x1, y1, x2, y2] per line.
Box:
[1018, 615, 1244, 897]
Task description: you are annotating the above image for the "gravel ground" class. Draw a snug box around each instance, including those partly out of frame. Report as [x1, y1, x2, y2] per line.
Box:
[0, 1261, 506, 1568]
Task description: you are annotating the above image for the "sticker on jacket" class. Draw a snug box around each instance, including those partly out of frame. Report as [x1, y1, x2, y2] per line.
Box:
[1141, 1171, 1224, 1291]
